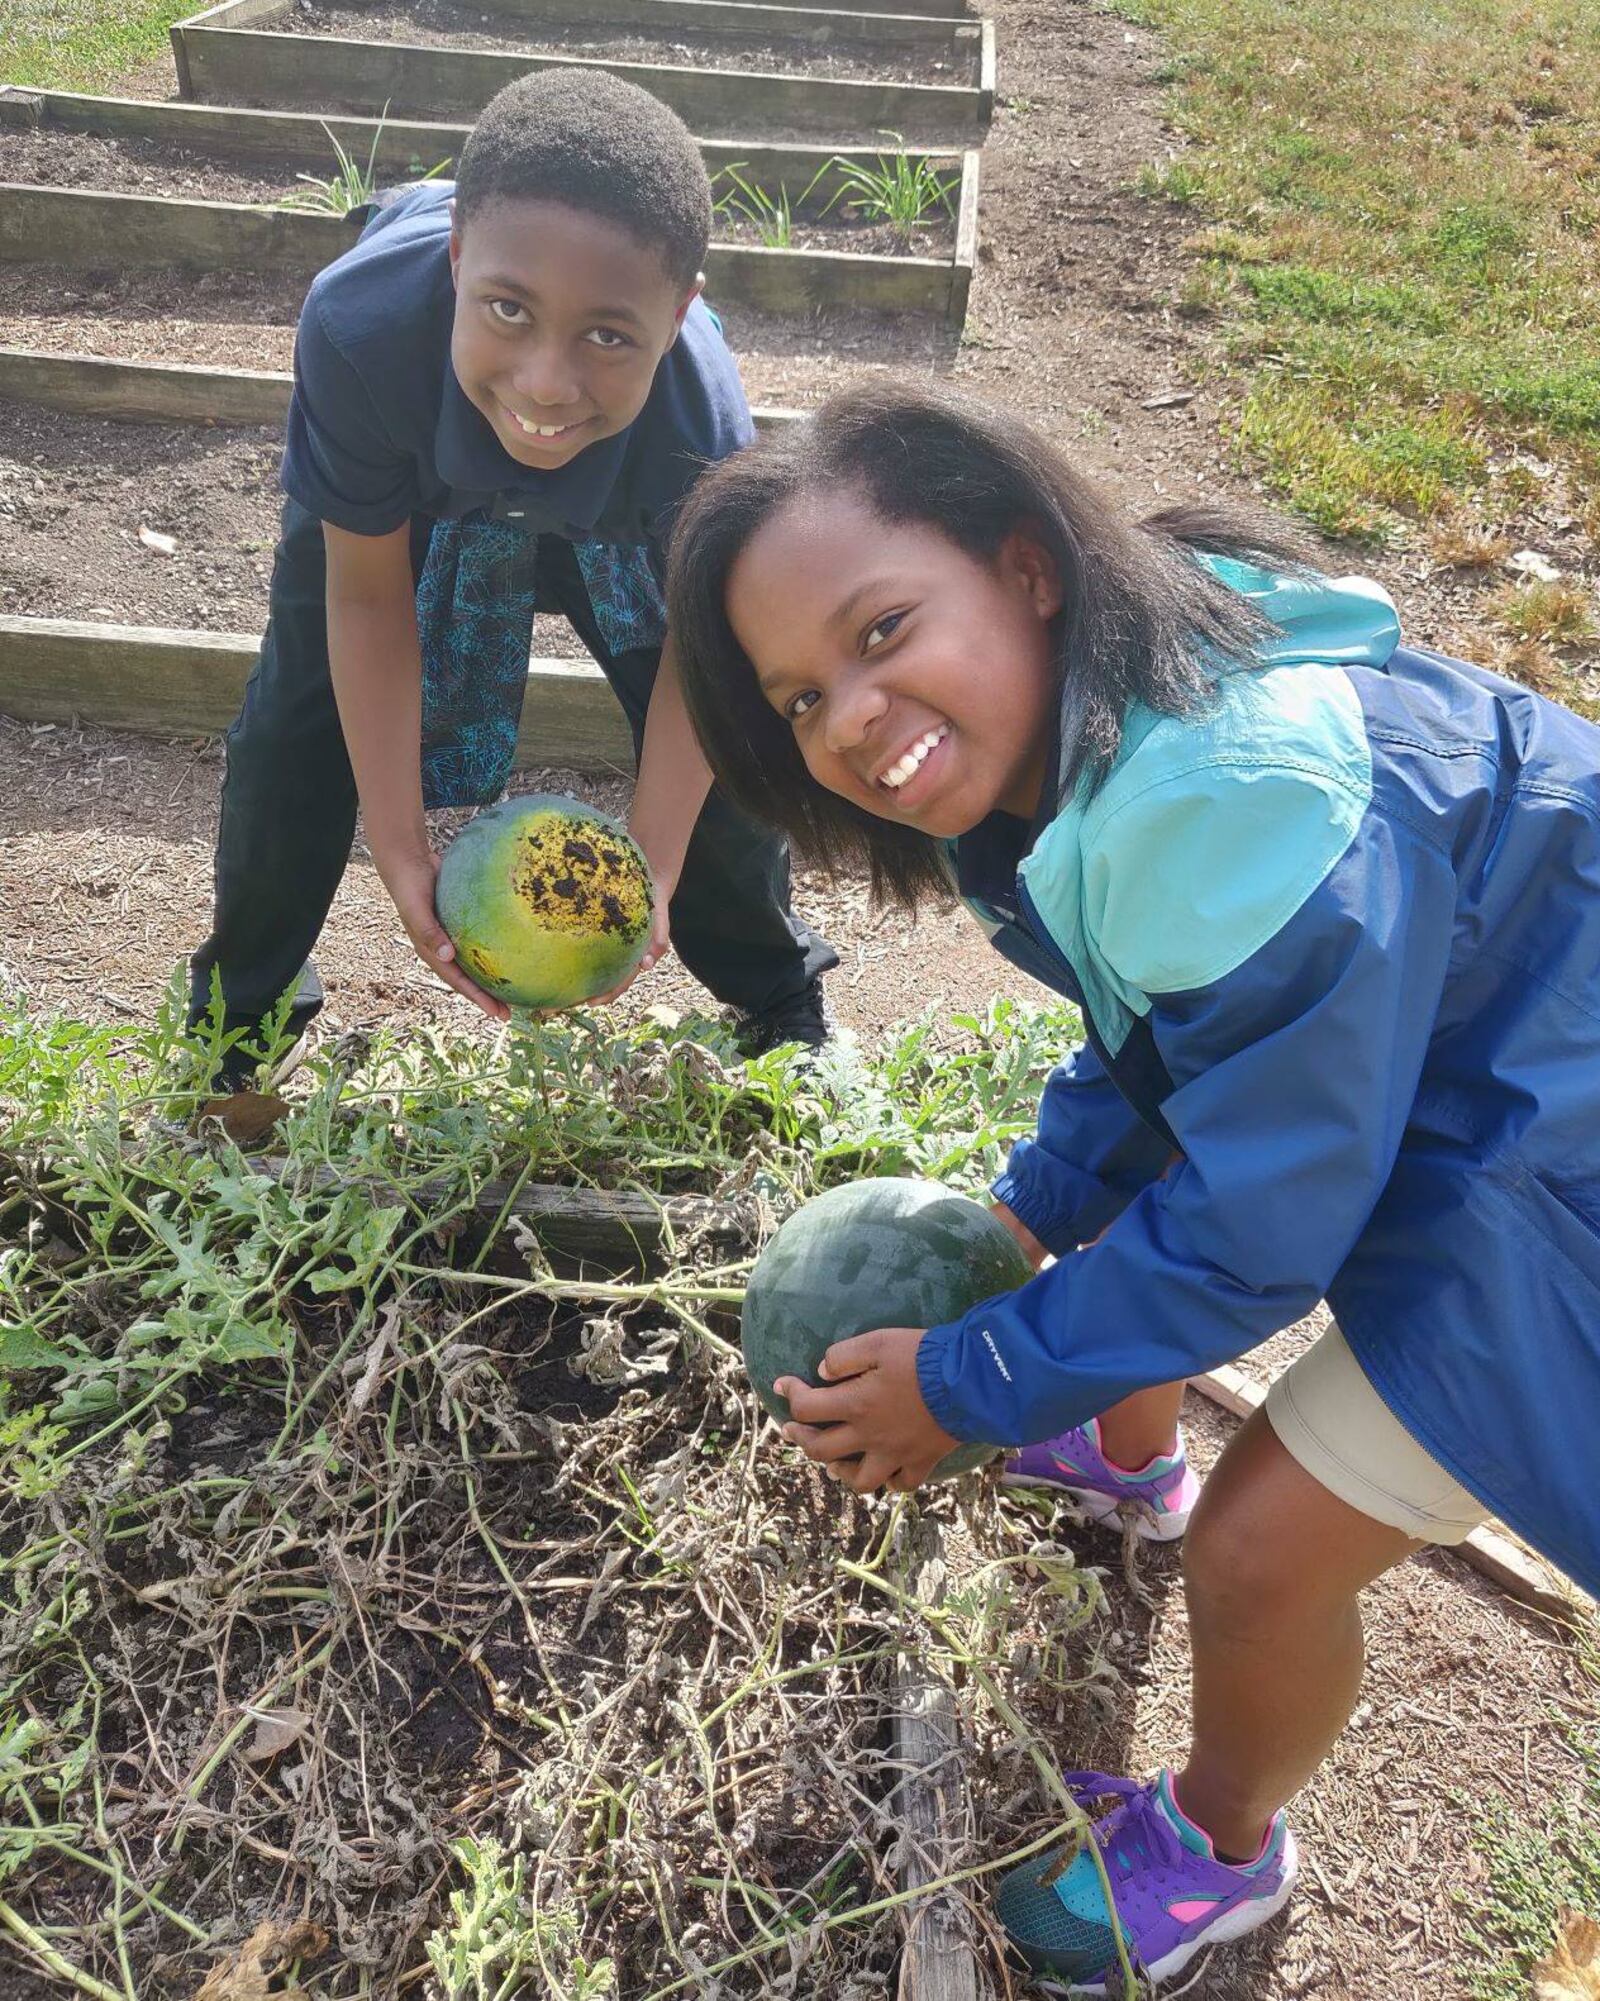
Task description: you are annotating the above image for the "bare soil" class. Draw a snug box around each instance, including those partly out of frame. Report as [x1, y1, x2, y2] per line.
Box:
[0, 403, 283, 629]
[274, 0, 970, 86]
[0, 126, 309, 204]
[0, 262, 306, 372]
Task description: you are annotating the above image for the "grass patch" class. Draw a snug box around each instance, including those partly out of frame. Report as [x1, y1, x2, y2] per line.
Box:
[1112, 0, 1600, 551]
[1490, 576, 1598, 648]
[0, 0, 192, 93]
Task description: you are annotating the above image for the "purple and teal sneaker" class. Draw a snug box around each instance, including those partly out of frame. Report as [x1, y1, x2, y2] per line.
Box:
[1002, 1420, 1200, 1541]
[996, 1769, 1299, 1994]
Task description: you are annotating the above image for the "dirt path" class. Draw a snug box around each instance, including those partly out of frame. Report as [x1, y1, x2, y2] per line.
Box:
[2, 6, 1596, 1999]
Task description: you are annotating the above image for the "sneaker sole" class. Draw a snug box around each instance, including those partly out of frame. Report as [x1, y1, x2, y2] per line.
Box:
[1040, 1830, 1301, 1996]
[999, 1470, 1191, 1543]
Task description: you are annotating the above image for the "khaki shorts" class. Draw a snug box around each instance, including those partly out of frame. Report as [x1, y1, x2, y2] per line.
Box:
[1263, 1321, 1489, 1545]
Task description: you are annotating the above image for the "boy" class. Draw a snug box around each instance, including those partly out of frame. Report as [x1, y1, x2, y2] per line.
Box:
[187, 71, 834, 1080]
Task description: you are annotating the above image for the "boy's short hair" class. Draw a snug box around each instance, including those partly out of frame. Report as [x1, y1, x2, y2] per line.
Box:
[455, 71, 711, 291]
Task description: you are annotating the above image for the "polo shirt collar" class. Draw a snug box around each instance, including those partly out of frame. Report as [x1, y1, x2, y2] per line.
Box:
[433, 365, 633, 530]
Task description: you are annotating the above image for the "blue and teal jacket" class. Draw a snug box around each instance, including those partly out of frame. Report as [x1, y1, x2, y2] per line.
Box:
[915, 560, 1600, 1596]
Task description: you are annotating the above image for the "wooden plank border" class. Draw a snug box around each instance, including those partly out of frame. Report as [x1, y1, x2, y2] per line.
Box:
[170, 10, 989, 143]
[1190, 1367, 1595, 1629]
[0, 348, 293, 427]
[245, 1159, 759, 1263]
[0, 183, 964, 318]
[948, 145, 979, 326]
[891, 1515, 981, 2001]
[0, 347, 807, 431]
[0, 616, 637, 772]
[0, 86, 965, 207]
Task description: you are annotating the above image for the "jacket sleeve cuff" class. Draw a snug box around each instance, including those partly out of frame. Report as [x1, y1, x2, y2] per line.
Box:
[915, 1319, 987, 1443]
[993, 1151, 1135, 1256]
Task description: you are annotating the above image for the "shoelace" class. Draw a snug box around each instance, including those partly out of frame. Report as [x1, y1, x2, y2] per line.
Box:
[1059, 1772, 1193, 1882]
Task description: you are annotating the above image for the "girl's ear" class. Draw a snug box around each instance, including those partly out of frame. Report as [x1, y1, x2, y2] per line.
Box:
[999, 525, 1065, 620]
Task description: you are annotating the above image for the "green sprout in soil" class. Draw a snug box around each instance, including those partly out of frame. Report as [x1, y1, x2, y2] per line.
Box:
[281, 104, 447, 217]
[820, 134, 958, 241]
[712, 163, 827, 251]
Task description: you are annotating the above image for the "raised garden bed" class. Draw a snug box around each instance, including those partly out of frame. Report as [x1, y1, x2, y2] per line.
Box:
[0, 1005, 1104, 1999]
[0, 123, 962, 260]
[171, 0, 994, 145]
[0, 176, 977, 318]
[0, 402, 282, 631]
[0, 83, 968, 217]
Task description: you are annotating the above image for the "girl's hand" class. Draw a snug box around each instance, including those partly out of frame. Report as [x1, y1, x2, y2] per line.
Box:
[380, 850, 511, 1022]
[990, 1198, 1052, 1271]
[775, 1327, 963, 1495]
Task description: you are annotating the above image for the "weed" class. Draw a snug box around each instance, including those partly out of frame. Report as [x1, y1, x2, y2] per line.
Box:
[818, 135, 958, 240]
[1489, 577, 1598, 649]
[1174, 265, 1231, 320]
[1457, 1646, 1600, 2001]
[1134, 157, 1208, 205]
[1424, 513, 1513, 573]
[282, 106, 446, 217]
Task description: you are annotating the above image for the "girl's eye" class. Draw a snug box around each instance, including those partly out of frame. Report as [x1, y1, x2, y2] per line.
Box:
[488, 299, 528, 326]
[784, 689, 821, 722]
[585, 326, 634, 350]
[863, 611, 905, 652]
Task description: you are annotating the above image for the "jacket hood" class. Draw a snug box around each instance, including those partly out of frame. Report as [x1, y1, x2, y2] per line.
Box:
[1203, 555, 1401, 670]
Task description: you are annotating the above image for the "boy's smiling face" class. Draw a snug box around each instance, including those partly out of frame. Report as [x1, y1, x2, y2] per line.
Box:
[727, 488, 1063, 838]
[449, 197, 701, 470]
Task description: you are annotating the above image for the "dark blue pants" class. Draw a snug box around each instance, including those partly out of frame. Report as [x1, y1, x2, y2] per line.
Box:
[188, 501, 835, 1036]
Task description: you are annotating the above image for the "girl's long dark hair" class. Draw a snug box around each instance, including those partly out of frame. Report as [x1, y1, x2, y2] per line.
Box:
[669, 382, 1314, 908]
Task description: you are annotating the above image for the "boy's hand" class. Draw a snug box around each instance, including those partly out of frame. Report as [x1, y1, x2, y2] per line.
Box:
[381, 850, 511, 1022]
[991, 1198, 1053, 1270]
[775, 1327, 963, 1495]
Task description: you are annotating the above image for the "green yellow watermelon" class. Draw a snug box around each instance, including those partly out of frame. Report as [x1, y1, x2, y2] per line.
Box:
[437, 795, 654, 1010]
[741, 1176, 1032, 1480]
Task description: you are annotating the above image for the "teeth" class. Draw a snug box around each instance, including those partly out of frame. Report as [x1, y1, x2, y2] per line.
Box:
[880, 725, 948, 791]
[510, 410, 576, 438]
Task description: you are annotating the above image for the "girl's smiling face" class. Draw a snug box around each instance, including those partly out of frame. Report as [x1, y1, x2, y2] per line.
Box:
[725, 488, 1064, 838]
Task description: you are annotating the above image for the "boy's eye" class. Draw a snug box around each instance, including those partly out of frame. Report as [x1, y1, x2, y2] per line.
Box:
[488, 298, 529, 326]
[584, 326, 635, 350]
[784, 689, 821, 722]
[863, 611, 905, 652]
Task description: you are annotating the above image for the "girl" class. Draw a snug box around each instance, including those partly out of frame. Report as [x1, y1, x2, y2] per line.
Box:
[666, 384, 1600, 1994]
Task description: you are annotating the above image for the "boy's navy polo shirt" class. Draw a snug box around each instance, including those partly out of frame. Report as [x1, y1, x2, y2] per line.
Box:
[281, 182, 754, 556]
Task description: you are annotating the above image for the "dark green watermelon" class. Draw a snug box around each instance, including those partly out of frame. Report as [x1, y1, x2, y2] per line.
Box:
[741, 1177, 1032, 1481]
